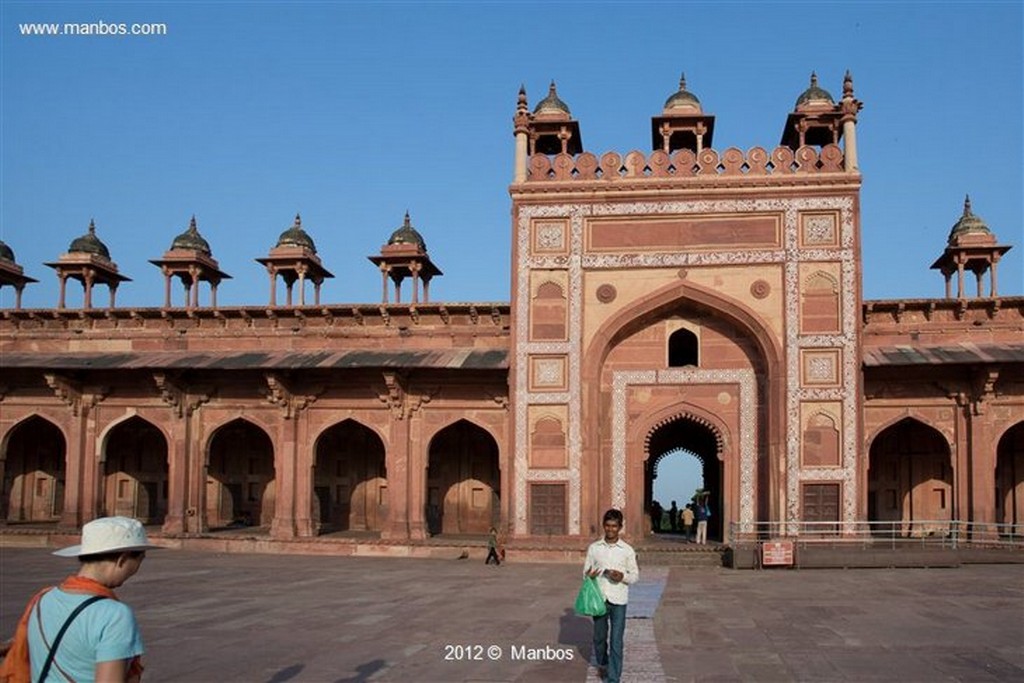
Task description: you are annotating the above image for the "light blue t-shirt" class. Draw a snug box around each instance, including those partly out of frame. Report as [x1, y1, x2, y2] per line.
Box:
[27, 588, 144, 682]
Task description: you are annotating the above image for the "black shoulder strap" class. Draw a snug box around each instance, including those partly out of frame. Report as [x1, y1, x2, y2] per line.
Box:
[36, 595, 107, 683]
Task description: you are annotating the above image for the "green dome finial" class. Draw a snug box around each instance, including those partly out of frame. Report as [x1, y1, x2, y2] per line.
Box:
[69, 219, 111, 259]
[795, 71, 835, 107]
[276, 213, 317, 252]
[170, 215, 212, 254]
[533, 80, 571, 116]
[948, 194, 992, 242]
[387, 211, 427, 251]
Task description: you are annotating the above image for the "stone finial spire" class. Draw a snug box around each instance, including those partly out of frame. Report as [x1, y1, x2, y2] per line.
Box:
[809, 71, 818, 87]
[679, 72, 687, 91]
[843, 70, 854, 98]
[88, 218, 96, 235]
[517, 84, 528, 112]
[962, 194, 972, 216]
[188, 214, 198, 233]
[294, 213, 302, 228]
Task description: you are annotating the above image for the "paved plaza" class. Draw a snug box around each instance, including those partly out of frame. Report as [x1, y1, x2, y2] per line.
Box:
[2, 547, 1022, 682]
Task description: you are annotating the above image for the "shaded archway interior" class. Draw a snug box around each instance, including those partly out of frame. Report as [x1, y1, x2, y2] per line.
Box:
[645, 416, 722, 538]
[868, 418, 952, 537]
[207, 418, 276, 528]
[2, 416, 66, 522]
[314, 420, 387, 533]
[996, 422, 1024, 531]
[104, 416, 169, 524]
[427, 420, 500, 535]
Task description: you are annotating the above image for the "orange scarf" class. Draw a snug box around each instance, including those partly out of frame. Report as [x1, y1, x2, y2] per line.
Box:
[0, 576, 144, 682]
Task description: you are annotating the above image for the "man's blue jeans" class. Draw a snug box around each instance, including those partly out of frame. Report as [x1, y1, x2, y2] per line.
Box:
[592, 601, 626, 682]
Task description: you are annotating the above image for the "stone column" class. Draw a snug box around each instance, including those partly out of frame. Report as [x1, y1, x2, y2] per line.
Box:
[271, 412, 298, 539]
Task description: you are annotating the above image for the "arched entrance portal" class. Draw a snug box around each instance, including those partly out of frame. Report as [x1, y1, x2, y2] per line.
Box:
[207, 419, 275, 529]
[427, 420, 500, 535]
[103, 417, 168, 524]
[2, 416, 66, 522]
[313, 420, 387, 533]
[646, 415, 722, 541]
[996, 422, 1024, 535]
[868, 418, 952, 537]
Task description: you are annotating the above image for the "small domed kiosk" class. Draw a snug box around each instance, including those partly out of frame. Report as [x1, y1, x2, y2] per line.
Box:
[256, 214, 334, 307]
[930, 196, 1012, 298]
[149, 216, 231, 308]
[650, 73, 715, 154]
[0, 238, 38, 309]
[45, 219, 131, 309]
[368, 212, 443, 304]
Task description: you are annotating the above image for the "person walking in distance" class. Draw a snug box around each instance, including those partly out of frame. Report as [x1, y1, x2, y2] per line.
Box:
[484, 526, 501, 566]
[681, 503, 695, 542]
[583, 509, 639, 683]
[695, 495, 710, 545]
[0, 516, 159, 683]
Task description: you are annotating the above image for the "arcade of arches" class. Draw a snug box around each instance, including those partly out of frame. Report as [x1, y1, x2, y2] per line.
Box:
[2, 77, 1023, 544]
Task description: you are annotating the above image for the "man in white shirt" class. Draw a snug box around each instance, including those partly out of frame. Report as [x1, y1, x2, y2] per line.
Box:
[583, 508, 639, 683]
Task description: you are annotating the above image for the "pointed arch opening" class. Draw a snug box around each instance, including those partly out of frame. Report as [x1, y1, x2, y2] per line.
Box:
[996, 422, 1024, 536]
[868, 418, 952, 537]
[2, 416, 66, 523]
[313, 420, 387, 534]
[426, 420, 500, 535]
[207, 418, 275, 529]
[645, 414, 722, 541]
[103, 416, 168, 524]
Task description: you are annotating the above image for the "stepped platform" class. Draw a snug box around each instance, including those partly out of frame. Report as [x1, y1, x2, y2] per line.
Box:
[4, 524, 1019, 568]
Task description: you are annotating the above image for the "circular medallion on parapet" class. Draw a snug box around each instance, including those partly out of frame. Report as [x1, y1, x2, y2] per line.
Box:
[596, 284, 617, 303]
[677, 268, 688, 280]
[750, 279, 771, 299]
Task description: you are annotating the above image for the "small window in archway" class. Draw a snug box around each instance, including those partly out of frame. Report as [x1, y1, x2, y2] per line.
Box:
[668, 328, 699, 367]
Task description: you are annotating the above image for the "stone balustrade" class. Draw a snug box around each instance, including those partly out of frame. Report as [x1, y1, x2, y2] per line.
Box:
[526, 144, 846, 181]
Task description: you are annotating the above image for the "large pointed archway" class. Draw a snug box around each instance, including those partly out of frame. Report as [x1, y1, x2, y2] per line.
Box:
[868, 418, 952, 537]
[102, 416, 168, 524]
[2, 416, 66, 523]
[313, 419, 387, 534]
[207, 418, 275, 529]
[996, 422, 1024, 535]
[646, 414, 723, 540]
[426, 420, 500, 535]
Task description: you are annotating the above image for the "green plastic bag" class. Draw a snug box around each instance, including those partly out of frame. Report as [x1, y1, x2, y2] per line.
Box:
[574, 576, 607, 617]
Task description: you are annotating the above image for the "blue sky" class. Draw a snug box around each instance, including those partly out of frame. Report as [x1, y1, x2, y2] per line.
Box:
[2, 2, 1021, 310]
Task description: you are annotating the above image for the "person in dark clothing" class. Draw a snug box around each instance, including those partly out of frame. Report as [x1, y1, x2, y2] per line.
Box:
[485, 527, 501, 565]
[649, 500, 663, 533]
[668, 501, 679, 532]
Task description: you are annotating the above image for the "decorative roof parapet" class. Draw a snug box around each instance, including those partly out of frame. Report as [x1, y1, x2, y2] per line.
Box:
[525, 144, 846, 182]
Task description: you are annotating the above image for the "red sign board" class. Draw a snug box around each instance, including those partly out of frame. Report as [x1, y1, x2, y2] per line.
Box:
[762, 540, 795, 566]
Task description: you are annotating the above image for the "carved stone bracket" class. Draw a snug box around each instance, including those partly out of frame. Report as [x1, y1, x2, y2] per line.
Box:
[44, 373, 107, 416]
[154, 372, 213, 418]
[408, 386, 440, 417]
[264, 372, 323, 419]
[377, 371, 406, 420]
[485, 390, 510, 410]
[971, 367, 1000, 415]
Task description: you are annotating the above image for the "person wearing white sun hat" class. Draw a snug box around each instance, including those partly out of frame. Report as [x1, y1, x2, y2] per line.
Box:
[1, 517, 160, 683]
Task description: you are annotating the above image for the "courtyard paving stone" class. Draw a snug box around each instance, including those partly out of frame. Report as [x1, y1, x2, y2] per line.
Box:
[2, 548, 1021, 682]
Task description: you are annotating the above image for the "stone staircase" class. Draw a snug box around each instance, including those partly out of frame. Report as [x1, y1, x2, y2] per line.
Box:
[637, 543, 727, 568]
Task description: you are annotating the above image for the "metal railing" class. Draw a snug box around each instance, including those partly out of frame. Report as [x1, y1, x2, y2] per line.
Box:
[729, 520, 1024, 550]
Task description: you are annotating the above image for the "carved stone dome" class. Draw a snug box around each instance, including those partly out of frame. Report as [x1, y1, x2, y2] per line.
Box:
[387, 212, 426, 251]
[948, 196, 991, 242]
[276, 214, 317, 252]
[795, 72, 834, 108]
[170, 216, 211, 255]
[69, 219, 111, 259]
[0, 239, 14, 262]
[663, 74, 702, 112]
[533, 81, 571, 117]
